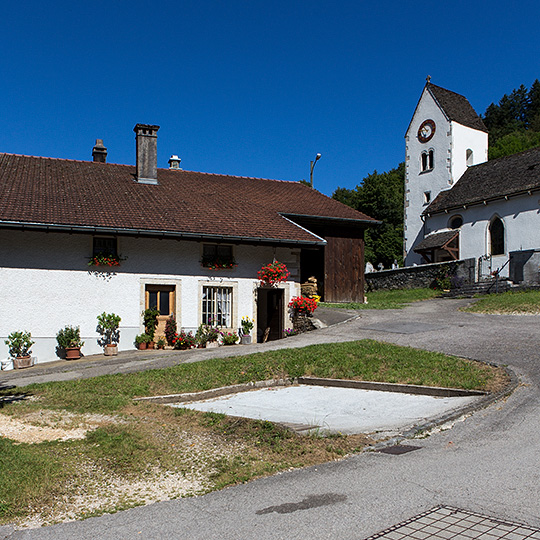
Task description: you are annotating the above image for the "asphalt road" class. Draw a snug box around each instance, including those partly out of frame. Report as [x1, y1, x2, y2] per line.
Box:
[3, 298, 540, 539]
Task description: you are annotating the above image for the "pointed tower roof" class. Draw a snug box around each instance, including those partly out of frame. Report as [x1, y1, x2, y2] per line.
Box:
[427, 83, 488, 132]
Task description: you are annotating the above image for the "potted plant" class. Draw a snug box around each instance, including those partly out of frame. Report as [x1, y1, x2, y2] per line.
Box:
[195, 322, 220, 348]
[165, 315, 177, 347]
[96, 312, 121, 356]
[56, 325, 84, 360]
[135, 333, 150, 350]
[88, 253, 121, 267]
[172, 331, 196, 350]
[143, 307, 159, 349]
[240, 316, 254, 344]
[258, 261, 290, 286]
[5, 331, 35, 369]
[221, 331, 239, 345]
[156, 337, 166, 350]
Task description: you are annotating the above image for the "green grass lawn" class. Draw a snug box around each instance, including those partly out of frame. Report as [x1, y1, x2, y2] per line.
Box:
[321, 288, 438, 310]
[0, 340, 507, 527]
[464, 289, 540, 314]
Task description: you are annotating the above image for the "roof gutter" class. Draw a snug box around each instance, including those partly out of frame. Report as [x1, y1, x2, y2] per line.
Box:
[0, 220, 327, 247]
[423, 186, 540, 217]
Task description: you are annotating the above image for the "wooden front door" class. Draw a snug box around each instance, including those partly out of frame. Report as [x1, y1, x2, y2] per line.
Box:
[146, 285, 175, 338]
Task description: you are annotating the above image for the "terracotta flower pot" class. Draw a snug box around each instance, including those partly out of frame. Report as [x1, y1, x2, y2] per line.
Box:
[138, 342, 147, 350]
[147, 341, 155, 350]
[104, 344, 118, 356]
[13, 355, 33, 369]
[65, 347, 81, 360]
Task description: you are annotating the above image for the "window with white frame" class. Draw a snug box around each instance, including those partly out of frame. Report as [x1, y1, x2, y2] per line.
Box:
[202, 286, 232, 327]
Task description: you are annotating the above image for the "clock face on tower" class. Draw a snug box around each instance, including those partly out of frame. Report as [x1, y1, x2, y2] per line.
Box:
[417, 119, 436, 143]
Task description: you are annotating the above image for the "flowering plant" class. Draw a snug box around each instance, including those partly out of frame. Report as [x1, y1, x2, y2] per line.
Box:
[88, 253, 121, 267]
[240, 316, 254, 335]
[288, 296, 318, 315]
[195, 322, 220, 346]
[172, 331, 196, 349]
[221, 331, 239, 345]
[165, 316, 177, 346]
[283, 328, 297, 338]
[258, 261, 290, 286]
[201, 256, 237, 270]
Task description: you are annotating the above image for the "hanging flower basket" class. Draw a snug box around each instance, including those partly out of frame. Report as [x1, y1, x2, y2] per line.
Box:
[88, 253, 121, 267]
[258, 261, 290, 286]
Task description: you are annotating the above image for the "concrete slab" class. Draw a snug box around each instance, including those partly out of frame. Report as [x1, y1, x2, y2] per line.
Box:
[169, 384, 480, 436]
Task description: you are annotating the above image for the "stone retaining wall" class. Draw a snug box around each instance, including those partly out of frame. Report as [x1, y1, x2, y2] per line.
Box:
[365, 258, 476, 291]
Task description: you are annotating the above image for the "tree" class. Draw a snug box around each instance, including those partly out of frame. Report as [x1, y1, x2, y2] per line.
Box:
[333, 163, 404, 267]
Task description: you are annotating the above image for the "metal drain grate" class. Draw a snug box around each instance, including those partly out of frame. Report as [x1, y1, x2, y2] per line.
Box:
[377, 444, 422, 455]
[363, 505, 540, 539]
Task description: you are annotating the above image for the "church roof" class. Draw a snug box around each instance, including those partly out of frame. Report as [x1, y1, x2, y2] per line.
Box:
[424, 146, 540, 215]
[0, 153, 377, 245]
[427, 83, 488, 133]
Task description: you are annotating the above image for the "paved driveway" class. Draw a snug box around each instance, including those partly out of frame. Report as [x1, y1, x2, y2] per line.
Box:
[3, 298, 540, 539]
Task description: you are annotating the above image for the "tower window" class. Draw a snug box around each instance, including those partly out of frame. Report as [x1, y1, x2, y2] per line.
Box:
[489, 217, 505, 256]
[421, 149, 434, 172]
[423, 191, 431, 205]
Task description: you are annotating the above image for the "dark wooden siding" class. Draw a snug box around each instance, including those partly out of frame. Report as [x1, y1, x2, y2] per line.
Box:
[324, 228, 365, 303]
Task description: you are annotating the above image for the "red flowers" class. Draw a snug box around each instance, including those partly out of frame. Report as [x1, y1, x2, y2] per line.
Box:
[288, 296, 318, 314]
[88, 254, 121, 267]
[258, 261, 290, 286]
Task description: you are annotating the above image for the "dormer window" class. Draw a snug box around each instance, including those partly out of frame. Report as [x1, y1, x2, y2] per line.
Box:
[421, 149, 434, 172]
[466, 149, 473, 166]
[423, 191, 431, 205]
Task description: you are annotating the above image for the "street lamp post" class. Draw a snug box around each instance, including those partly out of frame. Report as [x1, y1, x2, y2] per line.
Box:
[310, 153, 322, 189]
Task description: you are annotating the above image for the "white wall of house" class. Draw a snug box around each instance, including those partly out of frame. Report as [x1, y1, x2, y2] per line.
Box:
[0, 230, 301, 369]
[425, 193, 540, 277]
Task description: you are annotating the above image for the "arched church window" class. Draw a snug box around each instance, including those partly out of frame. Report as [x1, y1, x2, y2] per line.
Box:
[466, 149, 473, 166]
[449, 215, 463, 229]
[489, 217, 505, 256]
[421, 149, 434, 172]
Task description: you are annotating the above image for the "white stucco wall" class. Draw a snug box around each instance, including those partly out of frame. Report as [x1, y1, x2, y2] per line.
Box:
[0, 230, 301, 369]
[426, 193, 540, 277]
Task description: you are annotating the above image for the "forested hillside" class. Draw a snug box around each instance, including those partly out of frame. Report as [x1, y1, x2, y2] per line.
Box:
[333, 80, 540, 266]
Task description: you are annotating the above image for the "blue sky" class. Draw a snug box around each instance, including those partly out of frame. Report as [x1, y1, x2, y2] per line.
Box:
[2, 1, 540, 196]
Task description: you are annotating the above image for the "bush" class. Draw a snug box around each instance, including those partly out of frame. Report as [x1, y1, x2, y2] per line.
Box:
[5, 331, 34, 357]
[221, 331, 239, 345]
[165, 316, 177, 346]
[173, 331, 196, 349]
[56, 326, 84, 349]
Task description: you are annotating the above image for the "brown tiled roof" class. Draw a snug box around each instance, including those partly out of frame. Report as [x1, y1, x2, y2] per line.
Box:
[428, 83, 488, 133]
[414, 230, 458, 252]
[0, 153, 376, 244]
[425, 146, 540, 215]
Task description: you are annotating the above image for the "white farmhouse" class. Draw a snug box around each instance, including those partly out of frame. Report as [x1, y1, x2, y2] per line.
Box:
[0, 125, 376, 368]
[404, 80, 540, 281]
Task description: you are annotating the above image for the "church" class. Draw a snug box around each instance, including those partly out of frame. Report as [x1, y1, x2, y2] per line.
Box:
[404, 80, 540, 282]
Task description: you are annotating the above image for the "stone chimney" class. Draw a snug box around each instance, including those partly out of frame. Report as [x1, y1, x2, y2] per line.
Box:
[134, 124, 160, 184]
[92, 139, 107, 163]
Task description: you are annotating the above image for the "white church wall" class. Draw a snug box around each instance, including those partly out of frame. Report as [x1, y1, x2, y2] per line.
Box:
[426, 194, 540, 277]
[0, 230, 300, 369]
[404, 89, 452, 265]
[450, 122, 488, 182]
